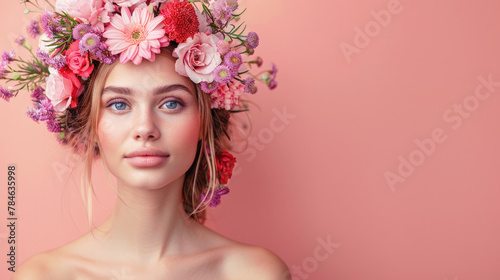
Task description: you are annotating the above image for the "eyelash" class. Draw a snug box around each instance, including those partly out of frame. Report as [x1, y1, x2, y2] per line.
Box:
[105, 98, 185, 112]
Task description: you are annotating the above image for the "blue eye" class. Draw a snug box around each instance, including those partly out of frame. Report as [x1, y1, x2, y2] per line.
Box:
[109, 102, 128, 111]
[163, 100, 182, 110]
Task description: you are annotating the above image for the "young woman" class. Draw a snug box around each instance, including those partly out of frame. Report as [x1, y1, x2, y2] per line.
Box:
[13, 47, 289, 280]
[2, 0, 288, 279]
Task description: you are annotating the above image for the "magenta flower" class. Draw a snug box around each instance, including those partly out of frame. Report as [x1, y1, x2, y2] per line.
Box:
[213, 65, 232, 84]
[103, 7, 169, 65]
[80, 33, 101, 53]
[31, 87, 45, 101]
[223, 50, 242, 70]
[26, 98, 54, 122]
[246, 32, 259, 49]
[27, 19, 42, 38]
[15, 36, 26, 46]
[2, 50, 16, 64]
[46, 118, 62, 133]
[0, 87, 13, 102]
[49, 54, 67, 70]
[72, 24, 91, 40]
[200, 80, 219, 94]
[40, 11, 62, 39]
[243, 77, 256, 94]
[201, 186, 230, 207]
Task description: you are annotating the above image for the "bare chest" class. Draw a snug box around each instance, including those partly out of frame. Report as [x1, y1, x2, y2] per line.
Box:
[63, 253, 226, 280]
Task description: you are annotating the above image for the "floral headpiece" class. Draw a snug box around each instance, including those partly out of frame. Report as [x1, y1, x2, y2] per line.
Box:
[0, 0, 278, 207]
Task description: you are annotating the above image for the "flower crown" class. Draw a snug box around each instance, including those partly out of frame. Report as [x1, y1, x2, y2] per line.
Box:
[1, 0, 278, 207]
[0, 0, 277, 134]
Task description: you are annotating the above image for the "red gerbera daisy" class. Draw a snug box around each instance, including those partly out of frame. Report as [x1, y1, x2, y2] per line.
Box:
[161, 0, 199, 43]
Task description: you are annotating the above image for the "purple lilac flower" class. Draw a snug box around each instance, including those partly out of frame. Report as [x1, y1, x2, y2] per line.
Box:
[223, 50, 242, 70]
[213, 65, 232, 84]
[40, 12, 61, 38]
[46, 118, 62, 133]
[15, 35, 26, 46]
[246, 32, 259, 49]
[31, 87, 45, 100]
[91, 43, 106, 61]
[243, 77, 256, 94]
[26, 98, 55, 122]
[36, 49, 49, 60]
[0, 87, 14, 102]
[201, 186, 230, 207]
[27, 19, 42, 38]
[91, 42, 117, 64]
[49, 54, 66, 70]
[79, 33, 101, 53]
[103, 55, 118, 64]
[200, 80, 219, 94]
[2, 50, 16, 64]
[36, 49, 50, 67]
[72, 24, 91, 40]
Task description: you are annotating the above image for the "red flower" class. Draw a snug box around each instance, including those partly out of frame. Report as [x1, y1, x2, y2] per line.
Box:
[65, 40, 94, 78]
[58, 67, 82, 109]
[216, 151, 236, 185]
[160, 0, 199, 43]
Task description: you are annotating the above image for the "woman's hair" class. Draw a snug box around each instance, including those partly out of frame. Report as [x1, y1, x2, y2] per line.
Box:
[60, 46, 231, 228]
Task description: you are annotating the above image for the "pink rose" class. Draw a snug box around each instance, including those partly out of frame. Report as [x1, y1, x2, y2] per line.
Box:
[65, 41, 94, 78]
[45, 68, 76, 112]
[173, 33, 222, 84]
[55, 0, 92, 21]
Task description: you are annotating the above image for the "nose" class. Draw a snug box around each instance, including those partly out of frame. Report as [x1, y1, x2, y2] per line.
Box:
[133, 107, 160, 141]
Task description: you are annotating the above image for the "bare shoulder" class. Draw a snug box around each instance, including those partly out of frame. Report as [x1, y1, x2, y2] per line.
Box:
[12, 251, 69, 280]
[220, 244, 291, 280]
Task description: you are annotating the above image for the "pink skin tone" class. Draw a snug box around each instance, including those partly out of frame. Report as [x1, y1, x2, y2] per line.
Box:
[94, 53, 206, 266]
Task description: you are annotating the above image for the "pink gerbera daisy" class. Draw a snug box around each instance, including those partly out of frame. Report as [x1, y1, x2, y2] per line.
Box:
[103, 7, 169, 65]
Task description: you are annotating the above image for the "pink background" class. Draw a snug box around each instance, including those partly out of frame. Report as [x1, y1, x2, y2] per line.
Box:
[1, 0, 500, 279]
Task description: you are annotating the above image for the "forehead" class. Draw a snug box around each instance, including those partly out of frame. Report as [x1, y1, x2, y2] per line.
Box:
[104, 54, 194, 93]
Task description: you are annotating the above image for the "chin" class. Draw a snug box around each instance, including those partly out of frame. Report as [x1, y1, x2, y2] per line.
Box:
[116, 168, 186, 190]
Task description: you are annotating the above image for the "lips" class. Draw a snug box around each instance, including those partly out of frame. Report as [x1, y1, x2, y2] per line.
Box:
[125, 148, 169, 168]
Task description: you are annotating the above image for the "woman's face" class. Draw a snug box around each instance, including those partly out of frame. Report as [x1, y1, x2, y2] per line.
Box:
[97, 53, 201, 189]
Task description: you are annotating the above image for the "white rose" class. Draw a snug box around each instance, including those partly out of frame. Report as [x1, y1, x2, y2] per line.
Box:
[38, 34, 56, 53]
[55, 0, 92, 21]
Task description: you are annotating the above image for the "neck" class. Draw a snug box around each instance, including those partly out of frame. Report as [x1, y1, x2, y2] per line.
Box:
[95, 175, 200, 264]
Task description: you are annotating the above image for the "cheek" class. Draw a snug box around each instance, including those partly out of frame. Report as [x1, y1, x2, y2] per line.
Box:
[96, 115, 126, 158]
[168, 114, 201, 152]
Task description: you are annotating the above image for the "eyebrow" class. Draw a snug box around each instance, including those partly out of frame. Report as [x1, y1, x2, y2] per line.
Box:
[102, 84, 193, 96]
